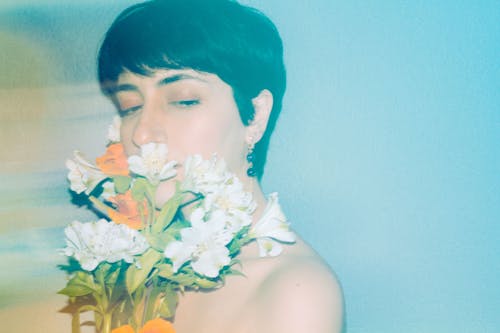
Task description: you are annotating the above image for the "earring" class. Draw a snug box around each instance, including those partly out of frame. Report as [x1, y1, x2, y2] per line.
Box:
[246, 142, 256, 177]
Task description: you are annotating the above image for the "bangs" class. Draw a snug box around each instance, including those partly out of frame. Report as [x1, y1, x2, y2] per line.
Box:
[98, 0, 283, 100]
[98, 1, 216, 89]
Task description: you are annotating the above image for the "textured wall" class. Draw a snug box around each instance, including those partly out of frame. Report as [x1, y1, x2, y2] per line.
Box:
[0, 1, 498, 332]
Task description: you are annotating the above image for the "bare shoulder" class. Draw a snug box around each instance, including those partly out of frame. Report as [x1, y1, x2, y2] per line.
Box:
[253, 240, 344, 333]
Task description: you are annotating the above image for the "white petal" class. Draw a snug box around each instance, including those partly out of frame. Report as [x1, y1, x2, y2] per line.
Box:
[159, 161, 178, 180]
[257, 238, 283, 257]
[127, 155, 146, 176]
[164, 241, 192, 272]
[192, 246, 230, 278]
[107, 116, 121, 143]
[61, 219, 149, 271]
[251, 193, 295, 243]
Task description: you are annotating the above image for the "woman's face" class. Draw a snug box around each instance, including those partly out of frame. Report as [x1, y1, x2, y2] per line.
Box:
[113, 68, 249, 205]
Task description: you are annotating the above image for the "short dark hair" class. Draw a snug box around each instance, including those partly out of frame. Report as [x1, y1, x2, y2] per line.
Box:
[97, 0, 286, 180]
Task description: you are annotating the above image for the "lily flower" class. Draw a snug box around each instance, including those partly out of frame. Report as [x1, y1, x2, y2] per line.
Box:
[66, 151, 107, 194]
[62, 219, 149, 271]
[164, 208, 232, 278]
[204, 175, 256, 234]
[181, 154, 229, 194]
[107, 116, 121, 143]
[101, 181, 116, 201]
[127, 143, 178, 185]
[107, 190, 147, 230]
[249, 193, 296, 257]
[96, 143, 129, 176]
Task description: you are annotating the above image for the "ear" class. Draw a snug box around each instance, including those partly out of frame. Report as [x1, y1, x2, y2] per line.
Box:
[245, 89, 274, 145]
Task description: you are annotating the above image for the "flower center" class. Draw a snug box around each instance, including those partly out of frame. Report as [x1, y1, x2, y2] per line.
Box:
[147, 157, 163, 174]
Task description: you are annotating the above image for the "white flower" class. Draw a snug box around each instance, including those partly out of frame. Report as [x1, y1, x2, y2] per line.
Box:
[107, 116, 121, 143]
[204, 176, 256, 234]
[62, 219, 149, 271]
[164, 208, 232, 278]
[182, 155, 255, 234]
[66, 151, 107, 194]
[249, 193, 296, 257]
[127, 143, 178, 184]
[101, 181, 116, 201]
[182, 154, 229, 194]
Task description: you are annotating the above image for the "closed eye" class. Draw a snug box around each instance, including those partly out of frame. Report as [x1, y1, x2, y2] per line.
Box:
[118, 105, 141, 117]
[171, 99, 200, 108]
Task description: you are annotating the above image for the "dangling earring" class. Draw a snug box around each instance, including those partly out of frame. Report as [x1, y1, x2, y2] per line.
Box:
[246, 142, 256, 177]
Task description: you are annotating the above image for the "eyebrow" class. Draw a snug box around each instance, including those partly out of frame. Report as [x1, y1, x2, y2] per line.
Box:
[158, 74, 207, 86]
[112, 73, 207, 94]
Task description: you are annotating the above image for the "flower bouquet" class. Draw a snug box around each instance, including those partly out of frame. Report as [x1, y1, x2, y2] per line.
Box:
[59, 117, 295, 333]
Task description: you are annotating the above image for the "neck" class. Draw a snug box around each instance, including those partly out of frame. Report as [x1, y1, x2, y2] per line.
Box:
[246, 177, 268, 227]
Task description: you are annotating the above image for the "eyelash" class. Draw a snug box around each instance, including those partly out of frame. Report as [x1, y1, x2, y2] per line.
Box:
[118, 99, 200, 117]
[118, 106, 141, 117]
[171, 99, 200, 108]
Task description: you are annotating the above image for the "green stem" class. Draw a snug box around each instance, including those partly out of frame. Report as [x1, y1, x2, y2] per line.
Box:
[101, 312, 112, 333]
[89, 196, 112, 216]
[142, 184, 157, 229]
[71, 310, 81, 333]
[96, 271, 112, 333]
[143, 282, 161, 323]
[179, 192, 203, 209]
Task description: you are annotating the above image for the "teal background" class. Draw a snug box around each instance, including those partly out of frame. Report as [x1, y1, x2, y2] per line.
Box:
[0, 1, 498, 332]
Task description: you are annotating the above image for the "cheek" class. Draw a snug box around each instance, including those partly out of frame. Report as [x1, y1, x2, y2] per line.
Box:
[187, 112, 247, 167]
[119, 120, 136, 156]
[180, 118, 227, 155]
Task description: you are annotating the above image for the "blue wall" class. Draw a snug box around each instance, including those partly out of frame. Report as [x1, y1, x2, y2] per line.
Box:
[1, 1, 498, 332]
[249, 1, 499, 332]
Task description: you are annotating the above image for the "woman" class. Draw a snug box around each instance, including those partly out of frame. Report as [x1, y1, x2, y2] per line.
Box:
[95, 0, 343, 332]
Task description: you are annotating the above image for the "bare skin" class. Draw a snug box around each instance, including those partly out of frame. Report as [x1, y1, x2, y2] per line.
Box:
[174, 234, 343, 333]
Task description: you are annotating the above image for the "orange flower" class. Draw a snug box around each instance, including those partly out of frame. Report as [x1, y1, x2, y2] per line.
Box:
[111, 319, 175, 333]
[112, 325, 135, 333]
[139, 318, 176, 333]
[96, 143, 129, 176]
[107, 208, 143, 230]
[107, 191, 147, 230]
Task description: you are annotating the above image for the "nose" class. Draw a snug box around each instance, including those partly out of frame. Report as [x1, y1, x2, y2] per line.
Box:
[132, 104, 167, 147]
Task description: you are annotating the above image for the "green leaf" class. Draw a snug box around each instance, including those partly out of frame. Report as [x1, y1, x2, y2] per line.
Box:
[168, 272, 196, 286]
[227, 268, 246, 278]
[104, 264, 121, 287]
[146, 232, 176, 252]
[131, 178, 150, 202]
[94, 263, 110, 286]
[58, 272, 99, 297]
[113, 176, 132, 194]
[152, 193, 183, 234]
[227, 238, 242, 255]
[158, 284, 179, 319]
[194, 277, 221, 289]
[143, 282, 162, 321]
[58, 284, 94, 297]
[125, 248, 162, 295]
[157, 264, 175, 279]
